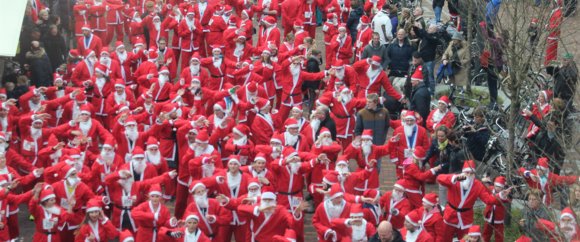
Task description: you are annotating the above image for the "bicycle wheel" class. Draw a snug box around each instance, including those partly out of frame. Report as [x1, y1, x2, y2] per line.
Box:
[470, 72, 488, 87]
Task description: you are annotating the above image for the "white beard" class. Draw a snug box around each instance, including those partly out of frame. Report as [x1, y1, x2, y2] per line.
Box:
[326, 200, 344, 219]
[290, 64, 301, 77]
[234, 43, 244, 58]
[194, 194, 209, 208]
[30, 127, 42, 140]
[336, 166, 349, 175]
[432, 109, 445, 123]
[114, 92, 126, 104]
[335, 69, 345, 80]
[120, 178, 134, 192]
[190, 64, 200, 76]
[79, 119, 92, 136]
[561, 223, 577, 241]
[117, 51, 127, 63]
[46, 206, 61, 215]
[146, 151, 161, 165]
[310, 119, 320, 133]
[126, 128, 139, 141]
[0, 144, 6, 153]
[213, 58, 222, 68]
[362, 142, 372, 156]
[248, 190, 261, 199]
[392, 190, 403, 201]
[366, 67, 381, 81]
[132, 160, 146, 174]
[154, 22, 161, 31]
[232, 136, 247, 146]
[284, 132, 298, 146]
[202, 163, 215, 177]
[460, 177, 473, 190]
[99, 57, 111, 66]
[340, 93, 352, 103]
[185, 18, 194, 29]
[95, 77, 106, 90]
[403, 124, 417, 138]
[289, 162, 301, 174]
[321, 137, 333, 146]
[259, 200, 276, 210]
[351, 220, 368, 241]
[158, 75, 168, 87]
[100, 150, 115, 164]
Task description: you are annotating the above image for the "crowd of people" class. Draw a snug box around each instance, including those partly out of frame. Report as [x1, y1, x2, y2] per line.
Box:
[1, 0, 578, 241]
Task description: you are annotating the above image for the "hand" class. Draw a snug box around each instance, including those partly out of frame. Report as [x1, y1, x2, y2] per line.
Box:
[33, 182, 44, 194]
[295, 200, 309, 213]
[481, 176, 492, 183]
[258, 177, 270, 185]
[33, 167, 44, 176]
[215, 194, 228, 204]
[325, 230, 337, 241]
[443, 60, 448, 65]
[168, 170, 178, 179]
[328, 68, 336, 76]
[530, 174, 539, 183]
[177, 88, 186, 97]
[216, 176, 225, 184]
[87, 233, 96, 241]
[361, 196, 377, 204]
[99, 210, 106, 220]
[36, 113, 51, 120]
[170, 231, 183, 238]
[352, 137, 361, 148]
[4, 99, 15, 106]
[53, 142, 65, 150]
[37, 87, 48, 93]
[133, 107, 144, 113]
[120, 170, 132, 179]
[400, 98, 408, 104]
[8, 179, 20, 190]
[519, 219, 525, 227]
[456, 174, 467, 181]
[368, 159, 377, 167]
[316, 188, 330, 195]
[206, 215, 216, 223]
[390, 208, 399, 216]
[522, 109, 532, 116]
[241, 197, 255, 204]
[433, 165, 442, 172]
[390, 133, 401, 142]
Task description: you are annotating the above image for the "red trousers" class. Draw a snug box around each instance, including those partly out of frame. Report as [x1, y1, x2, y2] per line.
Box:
[181, 51, 193, 70]
[275, 89, 283, 109]
[106, 24, 124, 45]
[406, 192, 423, 210]
[325, 44, 334, 69]
[483, 223, 504, 242]
[545, 37, 559, 66]
[304, 24, 316, 39]
[442, 224, 468, 242]
[338, 137, 352, 150]
[7, 214, 18, 239]
[219, 224, 247, 242]
[174, 183, 189, 219]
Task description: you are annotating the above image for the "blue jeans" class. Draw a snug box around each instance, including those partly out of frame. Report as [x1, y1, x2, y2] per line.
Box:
[424, 61, 436, 95]
[434, 6, 442, 23]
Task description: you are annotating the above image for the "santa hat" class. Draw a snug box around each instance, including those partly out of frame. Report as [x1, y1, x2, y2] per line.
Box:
[152, 15, 160, 21]
[404, 111, 416, 120]
[210, 45, 223, 53]
[189, 180, 206, 193]
[121, 115, 137, 126]
[338, 23, 347, 31]
[79, 104, 92, 115]
[115, 41, 125, 49]
[370, 56, 381, 66]
[86, 50, 96, 58]
[438, 95, 451, 106]
[148, 51, 159, 60]
[181, 214, 199, 224]
[393, 179, 407, 191]
[162, 103, 178, 114]
[134, 38, 145, 47]
[261, 47, 272, 55]
[323, 171, 339, 185]
[561, 207, 576, 221]
[462, 160, 476, 173]
[327, 13, 336, 19]
[294, 20, 304, 28]
[196, 130, 209, 143]
[360, 15, 370, 25]
[254, 153, 267, 162]
[32, 118, 44, 124]
[350, 204, 364, 217]
[256, 98, 270, 110]
[75, 92, 87, 102]
[69, 49, 80, 58]
[119, 230, 134, 242]
[263, 16, 276, 25]
[40, 188, 56, 202]
[284, 118, 299, 129]
[228, 155, 241, 166]
[291, 105, 302, 113]
[363, 189, 380, 200]
[213, 101, 226, 112]
[247, 81, 258, 93]
[115, 79, 126, 88]
[468, 225, 482, 237]
[233, 124, 250, 137]
[405, 210, 421, 227]
[146, 136, 159, 149]
[422, 193, 438, 206]
[102, 137, 116, 149]
[228, 15, 238, 25]
[283, 147, 298, 160]
[411, 66, 424, 80]
[515, 236, 532, 242]
[224, 5, 233, 13]
[494, 176, 506, 187]
[190, 52, 201, 62]
[413, 147, 426, 160]
[149, 184, 162, 196]
[328, 183, 344, 200]
[158, 66, 169, 75]
[537, 157, 550, 171]
[331, 60, 344, 69]
[270, 134, 283, 144]
[336, 155, 348, 167]
[186, 6, 195, 15]
[0, 176, 8, 187]
[361, 129, 373, 139]
[69, 148, 82, 159]
[0, 132, 6, 141]
[81, 24, 91, 31]
[319, 127, 331, 136]
[53, 73, 63, 82]
[132, 146, 145, 159]
[248, 178, 261, 189]
[261, 191, 276, 200]
[541, 90, 553, 100]
[86, 198, 103, 213]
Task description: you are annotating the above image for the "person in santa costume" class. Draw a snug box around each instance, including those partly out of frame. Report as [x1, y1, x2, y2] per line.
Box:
[144, 136, 175, 199]
[343, 129, 394, 193]
[518, 157, 579, 205]
[236, 191, 304, 241]
[29, 184, 74, 242]
[318, 86, 366, 148]
[329, 203, 377, 241]
[309, 129, 342, 197]
[105, 80, 137, 123]
[353, 56, 404, 100]
[205, 5, 228, 48]
[251, 98, 282, 145]
[0, 175, 35, 241]
[323, 13, 339, 69]
[73, 0, 91, 37]
[401, 147, 441, 209]
[159, 213, 212, 241]
[241, 154, 276, 188]
[299, 0, 318, 38]
[187, 180, 234, 241]
[545, 0, 563, 66]
[224, 33, 255, 64]
[379, 180, 412, 230]
[112, 114, 158, 162]
[280, 0, 301, 35]
[179, 8, 203, 70]
[426, 95, 456, 134]
[257, 16, 281, 48]
[71, 51, 98, 87]
[110, 42, 137, 83]
[277, 118, 310, 152]
[223, 124, 255, 166]
[330, 23, 353, 66]
[390, 111, 430, 179]
[400, 209, 434, 242]
[133, 50, 160, 91]
[149, 66, 173, 102]
[98, 50, 123, 80]
[534, 207, 580, 242]
[104, 0, 125, 44]
[355, 15, 373, 61]
[522, 90, 552, 140]
[131, 184, 179, 242]
[200, 47, 236, 91]
[176, 52, 209, 90]
[412, 192, 444, 242]
[437, 160, 510, 241]
[90, 137, 124, 197]
[78, 25, 104, 58]
[291, 21, 309, 48]
[74, 197, 119, 242]
[87, 63, 115, 128]
[460, 225, 483, 242]
[72, 103, 114, 153]
[313, 183, 353, 242]
[480, 176, 511, 242]
[88, 0, 108, 41]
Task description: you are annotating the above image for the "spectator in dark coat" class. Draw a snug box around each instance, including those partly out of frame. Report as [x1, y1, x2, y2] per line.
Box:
[414, 24, 440, 95]
[409, 71, 431, 126]
[362, 32, 390, 70]
[369, 221, 405, 242]
[549, 53, 578, 112]
[388, 5, 399, 36]
[313, 105, 338, 141]
[354, 93, 390, 145]
[41, 25, 68, 72]
[424, 126, 451, 169]
[386, 29, 415, 77]
[347, 0, 364, 42]
[525, 109, 565, 174]
[303, 49, 323, 107]
[435, 130, 465, 206]
[463, 107, 491, 161]
[25, 41, 53, 87]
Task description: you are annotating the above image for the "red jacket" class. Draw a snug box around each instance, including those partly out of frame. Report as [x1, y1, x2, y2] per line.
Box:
[518, 168, 578, 205]
[313, 201, 352, 242]
[105, 0, 125, 24]
[238, 204, 298, 241]
[178, 18, 203, 52]
[379, 191, 412, 230]
[426, 109, 456, 133]
[276, 59, 326, 106]
[74, 218, 119, 242]
[29, 198, 72, 242]
[52, 180, 96, 230]
[184, 198, 232, 237]
[390, 124, 430, 166]
[352, 59, 402, 99]
[483, 186, 511, 225]
[414, 206, 445, 242]
[131, 201, 175, 242]
[343, 143, 392, 191]
[77, 34, 104, 58]
[400, 227, 435, 242]
[88, 4, 107, 31]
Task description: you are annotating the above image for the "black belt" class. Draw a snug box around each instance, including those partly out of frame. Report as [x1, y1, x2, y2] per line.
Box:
[44, 231, 55, 235]
[211, 75, 224, 78]
[115, 204, 132, 211]
[283, 92, 300, 97]
[448, 203, 472, 212]
[278, 191, 300, 196]
[334, 114, 351, 119]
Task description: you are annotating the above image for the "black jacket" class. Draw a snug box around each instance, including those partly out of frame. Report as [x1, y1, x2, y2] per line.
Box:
[25, 48, 53, 87]
[463, 124, 491, 161]
[445, 144, 466, 174]
[414, 27, 439, 62]
[369, 229, 405, 242]
[433, 0, 445, 8]
[42, 34, 68, 72]
[424, 138, 454, 174]
[386, 38, 415, 76]
[347, 7, 364, 41]
[409, 82, 431, 126]
[550, 63, 578, 101]
[362, 43, 390, 70]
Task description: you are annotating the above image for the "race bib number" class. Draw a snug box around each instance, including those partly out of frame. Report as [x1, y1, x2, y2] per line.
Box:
[305, 12, 312, 18]
[42, 218, 55, 230]
[122, 195, 133, 207]
[240, 156, 248, 165]
[124, 154, 132, 162]
[23, 140, 35, 151]
[60, 199, 70, 210]
[404, 149, 413, 158]
[290, 196, 302, 208]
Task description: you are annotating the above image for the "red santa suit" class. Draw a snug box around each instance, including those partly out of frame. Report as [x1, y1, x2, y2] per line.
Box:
[131, 186, 177, 242]
[88, 3, 108, 41]
[71, 57, 97, 87]
[74, 3, 91, 36]
[330, 26, 353, 65]
[323, 16, 339, 69]
[74, 199, 119, 242]
[535, 208, 580, 242]
[318, 87, 365, 147]
[355, 17, 373, 61]
[518, 157, 579, 205]
[325, 61, 357, 92]
[379, 181, 413, 230]
[193, 0, 214, 57]
[149, 67, 173, 102]
[18, 116, 72, 168]
[142, 15, 166, 49]
[88, 68, 115, 125]
[29, 189, 72, 242]
[77, 30, 104, 58]
[276, 59, 326, 119]
[524, 92, 552, 139]
[400, 210, 435, 242]
[482, 176, 511, 242]
[364, 0, 385, 17]
[436, 161, 504, 242]
[69, 106, 113, 153]
[426, 101, 457, 134]
[353, 57, 403, 99]
[0, 176, 34, 241]
[237, 193, 300, 242]
[185, 181, 232, 241]
[313, 183, 352, 242]
[281, 0, 301, 35]
[257, 17, 281, 48]
[110, 42, 137, 82]
[415, 193, 445, 242]
[390, 111, 430, 178]
[343, 131, 392, 193]
[299, 1, 318, 38]
[158, 215, 212, 242]
[330, 205, 376, 242]
[401, 147, 437, 209]
[206, 10, 228, 47]
[200, 54, 234, 91]
[105, 0, 125, 44]
[545, 3, 562, 66]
